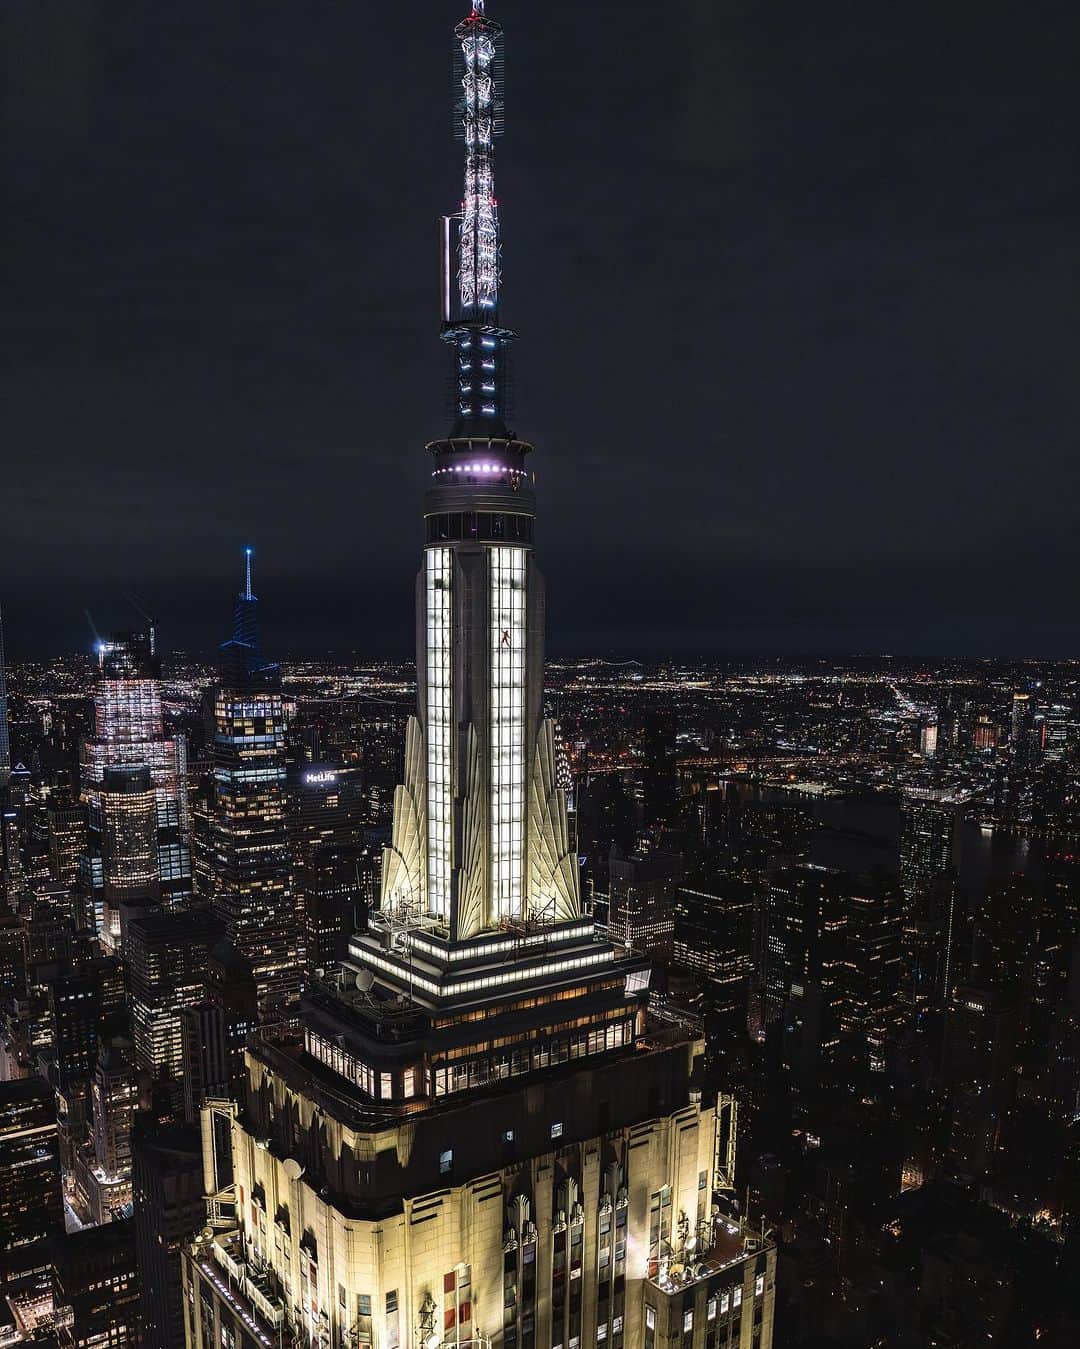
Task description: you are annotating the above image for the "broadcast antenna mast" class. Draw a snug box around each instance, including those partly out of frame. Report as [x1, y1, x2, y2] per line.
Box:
[441, 0, 514, 439]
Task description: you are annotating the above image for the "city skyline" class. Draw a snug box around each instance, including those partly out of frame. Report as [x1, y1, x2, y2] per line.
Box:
[4, 0, 1078, 658]
[2, 5, 1078, 1345]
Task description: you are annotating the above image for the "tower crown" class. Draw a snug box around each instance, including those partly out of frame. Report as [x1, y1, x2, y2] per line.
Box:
[219, 547, 274, 688]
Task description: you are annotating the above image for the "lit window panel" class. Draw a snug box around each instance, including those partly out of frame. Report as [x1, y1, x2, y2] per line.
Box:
[426, 548, 453, 919]
[490, 546, 526, 922]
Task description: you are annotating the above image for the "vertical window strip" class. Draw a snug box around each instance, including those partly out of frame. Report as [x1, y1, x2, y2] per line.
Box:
[426, 548, 452, 919]
[490, 546, 526, 922]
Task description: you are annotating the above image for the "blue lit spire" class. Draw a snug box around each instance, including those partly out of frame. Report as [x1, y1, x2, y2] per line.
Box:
[219, 548, 275, 688]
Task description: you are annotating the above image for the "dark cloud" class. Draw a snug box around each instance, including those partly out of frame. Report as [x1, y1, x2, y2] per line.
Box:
[2, 0, 1077, 658]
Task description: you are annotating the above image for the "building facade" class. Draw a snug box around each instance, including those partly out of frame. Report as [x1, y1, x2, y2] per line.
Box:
[0, 1077, 64, 1317]
[126, 906, 224, 1079]
[54, 1218, 141, 1348]
[87, 1038, 137, 1222]
[674, 880, 754, 1026]
[47, 787, 88, 888]
[608, 846, 682, 960]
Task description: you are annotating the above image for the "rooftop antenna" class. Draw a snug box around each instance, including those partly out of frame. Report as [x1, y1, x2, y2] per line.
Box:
[243, 547, 254, 602]
[440, 0, 512, 438]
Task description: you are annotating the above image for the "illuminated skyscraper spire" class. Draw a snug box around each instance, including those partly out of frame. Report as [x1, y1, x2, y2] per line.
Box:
[220, 547, 264, 685]
[377, 0, 580, 944]
[457, 0, 500, 318]
[442, 0, 513, 436]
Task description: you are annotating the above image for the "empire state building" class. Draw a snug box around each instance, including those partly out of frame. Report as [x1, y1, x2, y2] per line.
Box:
[374, 0, 579, 960]
[182, 8, 776, 1349]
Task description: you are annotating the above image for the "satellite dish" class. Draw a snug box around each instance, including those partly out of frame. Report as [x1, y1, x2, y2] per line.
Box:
[199, 1226, 214, 1243]
[355, 969, 374, 992]
[282, 1158, 305, 1182]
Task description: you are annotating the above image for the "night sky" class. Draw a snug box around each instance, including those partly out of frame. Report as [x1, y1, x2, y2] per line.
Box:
[3, 1, 1077, 660]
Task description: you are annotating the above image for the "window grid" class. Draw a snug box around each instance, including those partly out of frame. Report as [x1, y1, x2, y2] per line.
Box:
[490, 546, 526, 921]
[426, 548, 453, 919]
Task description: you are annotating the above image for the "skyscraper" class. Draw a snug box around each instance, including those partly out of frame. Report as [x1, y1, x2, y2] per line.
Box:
[179, 1002, 231, 1120]
[288, 760, 368, 980]
[941, 986, 1018, 1173]
[208, 552, 302, 1016]
[608, 844, 683, 959]
[674, 879, 754, 1029]
[48, 970, 105, 1089]
[0, 1077, 64, 1318]
[765, 863, 849, 1083]
[1041, 702, 1070, 761]
[898, 788, 963, 1007]
[87, 1036, 137, 1223]
[79, 628, 190, 946]
[1010, 690, 1034, 748]
[840, 875, 905, 1075]
[54, 1217, 141, 1348]
[47, 784, 88, 888]
[126, 906, 224, 1080]
[100, 764, 161, 925]
[182, 8, 775, 1348]
[972, 715, 997, 752]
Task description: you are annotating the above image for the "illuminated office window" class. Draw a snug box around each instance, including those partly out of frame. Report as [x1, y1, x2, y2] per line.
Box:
[426, 548, 452, 919]
[490, 545, 526, 921]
